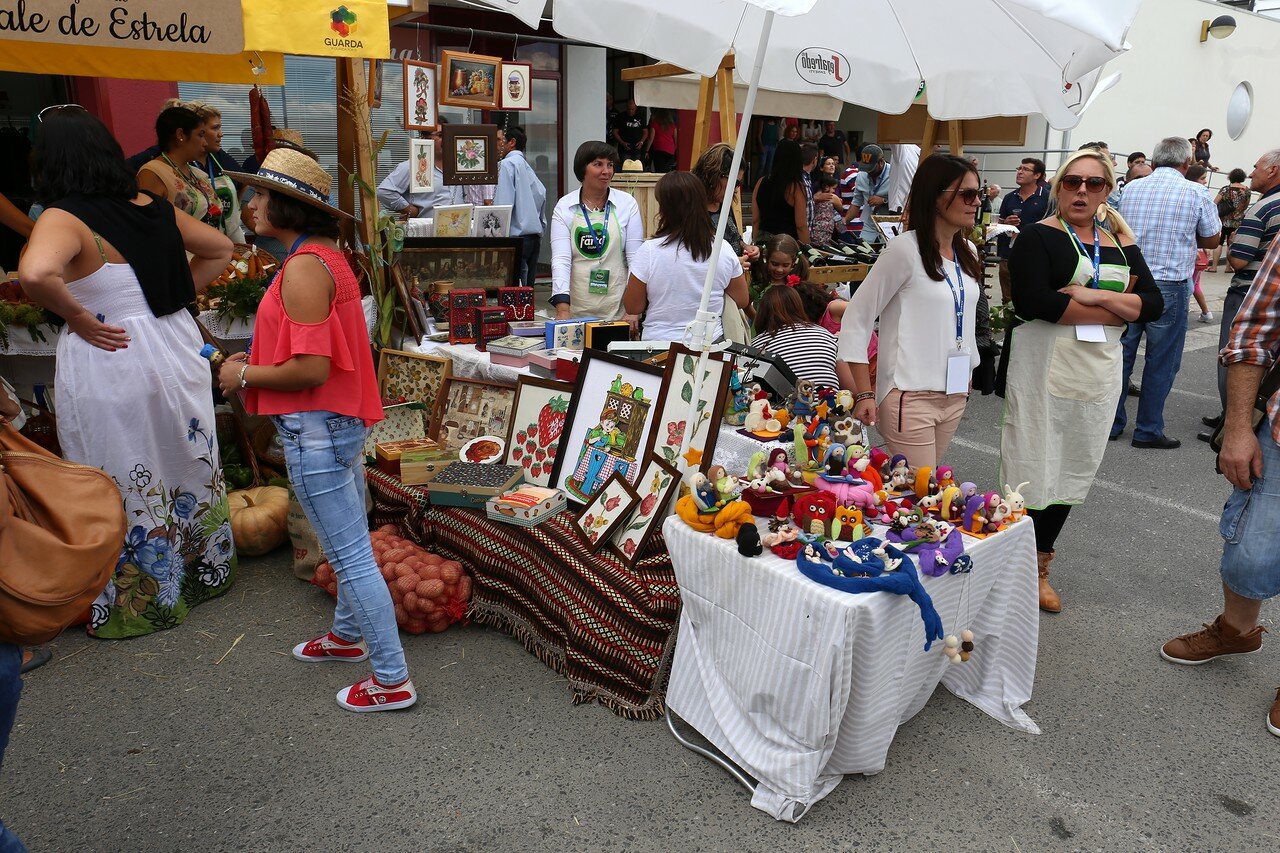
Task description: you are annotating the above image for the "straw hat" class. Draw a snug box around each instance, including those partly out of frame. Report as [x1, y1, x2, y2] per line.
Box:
[621, 158, 644, 172]
[225, 147, 352, 220]
[273, 128, 304, 147]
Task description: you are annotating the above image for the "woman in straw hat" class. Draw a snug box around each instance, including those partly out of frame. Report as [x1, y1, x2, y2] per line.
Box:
[20, 106, 236, 638]
[219, 147, 416, 713]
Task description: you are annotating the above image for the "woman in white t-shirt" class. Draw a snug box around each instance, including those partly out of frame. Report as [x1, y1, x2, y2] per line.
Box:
[623, 172, 748, 342]
[838, 154, 983, 468]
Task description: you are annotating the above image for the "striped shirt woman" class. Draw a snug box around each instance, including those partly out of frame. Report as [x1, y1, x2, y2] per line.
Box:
[751, 284, 852, 390]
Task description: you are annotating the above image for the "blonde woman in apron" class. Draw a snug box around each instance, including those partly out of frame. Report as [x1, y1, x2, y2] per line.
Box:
[550, 141, 644, 321]
[999, 149, 1163, 612]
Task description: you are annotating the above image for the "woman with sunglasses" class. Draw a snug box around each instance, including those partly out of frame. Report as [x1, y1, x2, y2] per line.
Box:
[839, 155, 984, 469]
[999, 149, 1162, 612]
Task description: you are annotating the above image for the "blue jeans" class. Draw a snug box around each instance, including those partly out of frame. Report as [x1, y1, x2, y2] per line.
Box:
[1113, 279, 1189, 441]
[0, 643, 25, 853]
[273, 411, 408, 685]
[1220, 419, 1280, 599]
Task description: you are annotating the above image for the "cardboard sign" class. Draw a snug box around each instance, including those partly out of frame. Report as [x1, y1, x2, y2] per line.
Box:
[0, 0, 244, 54]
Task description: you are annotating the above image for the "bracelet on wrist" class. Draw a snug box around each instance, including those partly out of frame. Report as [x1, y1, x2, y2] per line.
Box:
[238, 364, 250, 389]
[855, 391, 875, 402]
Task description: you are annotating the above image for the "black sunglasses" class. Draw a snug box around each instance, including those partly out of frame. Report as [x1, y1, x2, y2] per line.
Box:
[946, 188, 982, 204]
[1061, 175, 1109, 193]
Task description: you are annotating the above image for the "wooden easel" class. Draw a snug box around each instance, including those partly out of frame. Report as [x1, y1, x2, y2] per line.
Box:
[621, 54, 741, 230]
[920, 116, 967, 156]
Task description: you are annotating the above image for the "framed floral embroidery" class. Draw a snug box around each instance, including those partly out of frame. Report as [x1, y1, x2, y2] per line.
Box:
[644, 343, 731, 472]
[572, 470, 639, 553]
[402, 59, 439, 132]
[441, 124, 499, 186]
[610, 456, 680, 566]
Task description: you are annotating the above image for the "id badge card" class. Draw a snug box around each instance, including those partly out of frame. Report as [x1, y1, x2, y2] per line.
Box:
[945, 348, 971, 395]
[1075, 324, 1106, 343]
[588, 268, 610, 295]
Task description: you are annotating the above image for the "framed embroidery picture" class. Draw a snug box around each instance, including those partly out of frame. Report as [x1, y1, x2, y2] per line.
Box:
[504, 377, 574, 486]
[409, 138, 434, 193]
[402, 59, 438, 132]
[441, 124, 499, 186]
[473, 205, 512, 238]
[549, 349, 665, 505]
[436, 377, 517, 453]
[439, 50, 502, 110]
[644, 343, 731, 472]
[500, 62, 533, 111]
[572, 470, 639, 553]
[610, 456, 680, 565]
[432, 204, 474, 239]
[376, 349, 451, 430]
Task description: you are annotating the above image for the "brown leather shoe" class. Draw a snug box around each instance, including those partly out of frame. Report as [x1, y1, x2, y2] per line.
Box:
[1160, 615, 1266, 665]
[1269, 689, 1280, 738]
[1037, 551, 1061, 613]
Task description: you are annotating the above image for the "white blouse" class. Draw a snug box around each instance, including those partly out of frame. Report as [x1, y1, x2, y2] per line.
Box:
[838, 231, 980, 404]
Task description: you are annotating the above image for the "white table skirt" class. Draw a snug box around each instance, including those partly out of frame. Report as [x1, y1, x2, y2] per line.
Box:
[711, 425, 789, 477]
[0, 325, 59, 356]
[664, 515, 1040, 822]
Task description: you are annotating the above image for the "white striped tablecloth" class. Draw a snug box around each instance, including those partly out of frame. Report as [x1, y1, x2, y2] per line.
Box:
[664, 515, 1040, 822]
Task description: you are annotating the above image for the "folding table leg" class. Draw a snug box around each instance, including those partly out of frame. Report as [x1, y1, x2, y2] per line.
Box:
[665, 711, 757, 794]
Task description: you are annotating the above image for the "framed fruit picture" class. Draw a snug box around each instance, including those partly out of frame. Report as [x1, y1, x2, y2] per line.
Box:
[504, 377, 574, 487]
[439, 50, 501, 110]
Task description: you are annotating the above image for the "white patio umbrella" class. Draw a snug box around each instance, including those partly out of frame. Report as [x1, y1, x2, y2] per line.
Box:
[476, 0, 1143, 472]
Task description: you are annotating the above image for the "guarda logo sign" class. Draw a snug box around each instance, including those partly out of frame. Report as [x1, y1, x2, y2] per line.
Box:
[326, 5, 361, 49]
[795, 48, 848, 87]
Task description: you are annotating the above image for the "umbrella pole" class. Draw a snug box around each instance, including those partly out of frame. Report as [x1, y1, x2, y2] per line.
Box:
[674, 10, 774, 478]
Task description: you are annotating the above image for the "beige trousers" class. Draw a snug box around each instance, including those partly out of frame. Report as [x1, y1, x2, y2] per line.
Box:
[876, 388, 968, 469]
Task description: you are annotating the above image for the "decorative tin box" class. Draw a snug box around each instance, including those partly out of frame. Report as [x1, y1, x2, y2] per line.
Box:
[476, 307, 511, 352]
[498, 286, 535, 321]
[584, 320, 631, 352]
[544, 316, 598, 350]
[485, 485, 567, 527]
[448, 288, 486, 345]
[423, 461, 525, 507]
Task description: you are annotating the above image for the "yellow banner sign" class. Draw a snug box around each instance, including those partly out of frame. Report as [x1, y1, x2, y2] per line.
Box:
[243, 1, 390, 59]
[0, 0, 244, 54]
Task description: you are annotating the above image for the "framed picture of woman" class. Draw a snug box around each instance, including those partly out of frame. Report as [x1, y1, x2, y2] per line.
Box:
[402, 60, 438, 132]
[439, 50, 502, 110]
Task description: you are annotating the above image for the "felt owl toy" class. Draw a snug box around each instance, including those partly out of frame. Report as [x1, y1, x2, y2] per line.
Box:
[793, 492, 838, 538]
[833, 505, 867, 541]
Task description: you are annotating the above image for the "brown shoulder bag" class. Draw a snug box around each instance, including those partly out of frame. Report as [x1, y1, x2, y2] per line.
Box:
[0, 423, 126, 644]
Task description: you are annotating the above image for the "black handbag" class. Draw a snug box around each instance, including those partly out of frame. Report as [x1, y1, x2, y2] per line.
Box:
[1210, 360, 1280, 457]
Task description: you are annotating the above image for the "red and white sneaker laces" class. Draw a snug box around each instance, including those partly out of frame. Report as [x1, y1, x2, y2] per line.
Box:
[291, 632, 370, 663]
[336, 675, 417, 712]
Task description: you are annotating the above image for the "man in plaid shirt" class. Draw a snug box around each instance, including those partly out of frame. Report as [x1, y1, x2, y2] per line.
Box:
[1112, 137, 1221, 448]
[1161, 234, 1280, 737]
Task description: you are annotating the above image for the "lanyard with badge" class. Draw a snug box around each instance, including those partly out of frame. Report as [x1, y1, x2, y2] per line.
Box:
[941, 256, 971, 394]
[580, 196, 613, 294]
[1060, 216, 1109, 343]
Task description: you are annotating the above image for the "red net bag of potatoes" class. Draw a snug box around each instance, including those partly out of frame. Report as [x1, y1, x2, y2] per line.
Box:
[311, 524, 471, 635]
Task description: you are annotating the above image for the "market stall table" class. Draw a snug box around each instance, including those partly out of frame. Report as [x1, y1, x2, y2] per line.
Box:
[365, 467, 680, 719]
[663, 515, 1039, 821]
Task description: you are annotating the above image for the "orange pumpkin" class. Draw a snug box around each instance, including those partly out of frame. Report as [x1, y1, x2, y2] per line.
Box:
[227, 486, 289, 556]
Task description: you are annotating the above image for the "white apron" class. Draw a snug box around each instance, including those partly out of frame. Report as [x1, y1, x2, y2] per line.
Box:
[999, 233, 1130, 509]
[568, 199, 628, 320]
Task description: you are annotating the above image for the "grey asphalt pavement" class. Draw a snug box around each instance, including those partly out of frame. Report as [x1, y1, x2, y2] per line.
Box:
[4, 272, 1279, 852]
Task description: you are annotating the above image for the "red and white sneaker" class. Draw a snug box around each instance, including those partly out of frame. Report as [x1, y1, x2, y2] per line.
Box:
[336, 675, 417, 712]
[291, 632, 370, 663]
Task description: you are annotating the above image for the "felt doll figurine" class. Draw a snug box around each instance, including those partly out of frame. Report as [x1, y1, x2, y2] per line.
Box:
[1003, 481, 1029, 522]
[832, 505, 868, 542]
[913, 466, 938, 501]
[802, 417, 831, 464]
[959, 481, 979, 501]
[888, 464, 914, 492]
[763, 524, 802, 558]
[833, 389, 855, 418]
[744, 397, 783, 435]
[793, 491, 838, 538]
[961, 493, 993, 534]
[821, 443, 848, 478]
[790, 379, 818, 420]
[884, 453, 909, 480]
[939, 485, 964, 523]
[845, 444, 882, 492]
[736, 522, 763, 557]
[746, 451, 768, 482]
[689, 472, 719, 513]
[986, 495, 1012, 531]
[767, 447, 790, 476]
[936, 466, 956, 492]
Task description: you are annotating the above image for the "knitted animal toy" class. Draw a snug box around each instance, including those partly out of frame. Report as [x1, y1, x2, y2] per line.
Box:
[832, 505, 869, 541]
[796, 538, 945, 650]
[1003, 481, 1029, 522]
[793, 491, 838, 537]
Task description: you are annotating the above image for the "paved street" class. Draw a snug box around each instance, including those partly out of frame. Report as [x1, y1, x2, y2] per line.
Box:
[4, 273, 1279, 852]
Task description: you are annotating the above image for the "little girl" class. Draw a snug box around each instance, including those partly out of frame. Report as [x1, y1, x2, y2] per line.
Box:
[809, 173, 842, 246]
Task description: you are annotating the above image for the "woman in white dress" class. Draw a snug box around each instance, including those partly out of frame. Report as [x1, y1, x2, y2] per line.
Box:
[20, 106, 235, 638]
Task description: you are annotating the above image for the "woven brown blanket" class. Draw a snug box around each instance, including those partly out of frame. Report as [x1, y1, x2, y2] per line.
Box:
[366, 468, 680, 719]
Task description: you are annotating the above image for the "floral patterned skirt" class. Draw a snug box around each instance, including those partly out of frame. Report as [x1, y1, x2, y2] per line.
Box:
[55, 277, 237, 639]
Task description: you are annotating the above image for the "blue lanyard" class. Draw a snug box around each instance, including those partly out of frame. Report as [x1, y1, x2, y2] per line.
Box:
[1061, 217, 1101, 289]
[289, 233, 311, 255]
[940, 255, 965, 348]
[578, 196, 612, 254]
